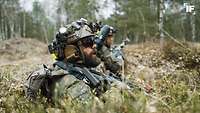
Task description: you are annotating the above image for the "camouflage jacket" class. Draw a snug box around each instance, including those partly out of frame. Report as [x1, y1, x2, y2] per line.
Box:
[24, 60, 130, 103]
[24, 64, 93, 102]
[97, 45, 121, 74]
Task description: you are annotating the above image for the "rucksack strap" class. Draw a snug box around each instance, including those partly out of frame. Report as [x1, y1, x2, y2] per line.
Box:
[53, 61, 100, 88]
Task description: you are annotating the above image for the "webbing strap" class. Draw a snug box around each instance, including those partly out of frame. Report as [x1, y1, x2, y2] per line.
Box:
[53, 61, 100, 87]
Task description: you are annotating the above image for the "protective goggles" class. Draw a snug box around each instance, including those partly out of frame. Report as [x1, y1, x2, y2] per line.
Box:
[80, 36, 95, 48]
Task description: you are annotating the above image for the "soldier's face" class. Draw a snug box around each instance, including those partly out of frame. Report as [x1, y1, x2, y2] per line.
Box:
[82, 44, 96, 57]
[105, 35, 113, 47]
[81, 37, 101, 67]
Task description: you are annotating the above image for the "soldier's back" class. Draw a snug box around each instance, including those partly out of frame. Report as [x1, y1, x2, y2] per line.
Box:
[24, 64, 94, 102]
[50, 66, 93, 102]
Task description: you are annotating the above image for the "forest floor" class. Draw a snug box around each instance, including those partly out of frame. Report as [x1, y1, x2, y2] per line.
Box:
[0, 38, 200, 113]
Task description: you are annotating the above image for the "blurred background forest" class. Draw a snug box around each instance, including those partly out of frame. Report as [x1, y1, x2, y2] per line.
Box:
[1, 1, 200, 113]
[0, 0, 200, 43]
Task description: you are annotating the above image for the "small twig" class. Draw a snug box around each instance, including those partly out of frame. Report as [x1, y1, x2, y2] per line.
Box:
[145, 92, 172, 113]
[162, 29, 192, 52]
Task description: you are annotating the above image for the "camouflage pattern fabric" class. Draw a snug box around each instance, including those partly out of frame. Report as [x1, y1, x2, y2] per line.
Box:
[24, 65, 94, 102]
[24, 66, 50, 101]
[97, 45, 120, 74]
[24, 63, 128, 103]
[50, 66, 94, 102]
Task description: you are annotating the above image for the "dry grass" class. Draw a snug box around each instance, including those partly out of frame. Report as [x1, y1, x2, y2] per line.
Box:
[0, 38, 200, 113]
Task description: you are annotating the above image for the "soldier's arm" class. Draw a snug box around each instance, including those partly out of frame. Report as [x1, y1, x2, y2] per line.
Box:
[100, 46, 120, 74]
[104, 57, 120, 74]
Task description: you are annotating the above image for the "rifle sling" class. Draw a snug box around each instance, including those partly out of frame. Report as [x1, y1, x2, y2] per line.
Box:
[53, 61, 100, 87]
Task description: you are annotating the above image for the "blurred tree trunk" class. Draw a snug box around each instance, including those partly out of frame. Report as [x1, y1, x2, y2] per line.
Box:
[159, 0, 164, 48]
[42, 22, 48, 44]
[0, 5, 3, 40]
[139, 10, 146, 36]
[0, 4, 6, 40]
[191, 14, 195, 41]
[22, 0, 26, 38]
[56, 0, 63, 28]
[191, 0, 196, 41]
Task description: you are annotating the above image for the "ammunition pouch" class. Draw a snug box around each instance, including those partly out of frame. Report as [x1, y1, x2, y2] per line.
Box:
[24, 64, 52, 101]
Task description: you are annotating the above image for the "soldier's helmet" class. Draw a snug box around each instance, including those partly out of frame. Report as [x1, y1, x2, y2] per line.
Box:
[48, 20, 95, 63]
[98, 25, 116, 41]
[94, 25, 116, 50]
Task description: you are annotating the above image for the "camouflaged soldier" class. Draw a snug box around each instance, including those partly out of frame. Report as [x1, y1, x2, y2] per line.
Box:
[24, 20, 110, 102]
[95, 25, 121, 75]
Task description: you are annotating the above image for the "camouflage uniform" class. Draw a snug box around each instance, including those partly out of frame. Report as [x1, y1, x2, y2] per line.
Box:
[95, 25, 121, 74]
[24, 20, 101, 102]
[97, 45, 120, 74]
[51, 67, 92, 101]
[24, 19, 129, 103]
[24, 64, 93, 102]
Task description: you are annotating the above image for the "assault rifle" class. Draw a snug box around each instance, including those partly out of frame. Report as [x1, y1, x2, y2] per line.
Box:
[111, 37, 130, 63]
